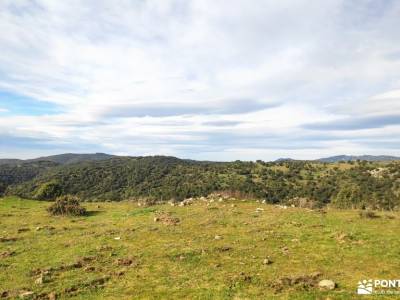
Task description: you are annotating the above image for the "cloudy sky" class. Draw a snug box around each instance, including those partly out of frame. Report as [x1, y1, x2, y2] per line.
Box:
[0, 0, 400, 161]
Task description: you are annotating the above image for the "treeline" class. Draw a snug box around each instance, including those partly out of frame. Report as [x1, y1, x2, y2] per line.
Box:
[1, 156, 399, 210]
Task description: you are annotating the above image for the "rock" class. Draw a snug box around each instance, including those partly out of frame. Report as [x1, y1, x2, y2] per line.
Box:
[35, 275, 45, 285]
[214, 235, 222, 240]
[48, 292, 57, 300]
[179, 198, 194, 206]
[263, 258, 273, 265]
[114, 237, 121, 240]
[19, 291, 34, 299]
[255, 208, 264, 212]
[231, 204, 236, 208]
[154, 217, 160, 222]
[318, 279, 336, 290]
[34, 225, 55, 232]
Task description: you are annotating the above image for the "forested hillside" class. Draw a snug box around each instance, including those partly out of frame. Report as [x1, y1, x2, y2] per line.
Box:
[0, 161, 58, 195]
[0, 153, 115, 166]
[1, 156, 399, 209]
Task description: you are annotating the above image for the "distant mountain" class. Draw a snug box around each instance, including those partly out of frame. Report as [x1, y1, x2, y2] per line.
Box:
[0, 153, 116, 166]
[318, 155, 400, 163]
[0, 159, 24, 165]
[29, 153, 116, 165]
[274, 158, 296, 162]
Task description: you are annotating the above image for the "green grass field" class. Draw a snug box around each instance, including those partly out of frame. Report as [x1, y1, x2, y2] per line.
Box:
[1, 197, 399, 299]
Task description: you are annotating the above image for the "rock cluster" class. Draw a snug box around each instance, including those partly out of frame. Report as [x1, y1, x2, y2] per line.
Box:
[172, 193, 239, 207]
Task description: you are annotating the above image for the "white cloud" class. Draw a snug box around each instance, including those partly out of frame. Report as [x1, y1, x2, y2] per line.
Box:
[0, 0, 400, 160]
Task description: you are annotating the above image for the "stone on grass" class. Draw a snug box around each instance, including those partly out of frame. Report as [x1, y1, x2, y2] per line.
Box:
[318, 279, 336, 290]
[35, 275, 45, 285]
[19, 291, 34, 299]
[263, 258, 273, 265]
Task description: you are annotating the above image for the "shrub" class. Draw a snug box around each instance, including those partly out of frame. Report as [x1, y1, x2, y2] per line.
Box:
[34, 181, 62, 200]
[47, 195, 87, 216]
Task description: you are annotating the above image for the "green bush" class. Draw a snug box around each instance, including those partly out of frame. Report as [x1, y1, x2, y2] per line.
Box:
[34, 181, 62, 200]
[47, 195, 86, 216]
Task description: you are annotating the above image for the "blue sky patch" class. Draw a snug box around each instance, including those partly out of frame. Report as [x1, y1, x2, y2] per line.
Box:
[0, 90, 62, 116]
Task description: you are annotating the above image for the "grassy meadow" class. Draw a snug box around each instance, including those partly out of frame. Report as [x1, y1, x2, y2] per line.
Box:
[1, 196, 399, 299]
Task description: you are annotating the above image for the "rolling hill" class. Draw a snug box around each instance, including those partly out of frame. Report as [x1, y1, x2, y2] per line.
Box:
[0, 155, 399, 210]
[318, 155, 400, 163]
[0, 153, 116, 166]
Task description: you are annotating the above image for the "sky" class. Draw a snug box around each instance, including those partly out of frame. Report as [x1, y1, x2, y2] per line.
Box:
[0, 0, 400, 161]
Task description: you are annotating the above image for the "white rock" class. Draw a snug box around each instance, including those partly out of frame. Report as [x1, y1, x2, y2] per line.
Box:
[318, 279, 336, 290]
[35, 276, 44, 285]
[19, 291, 34, 299]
